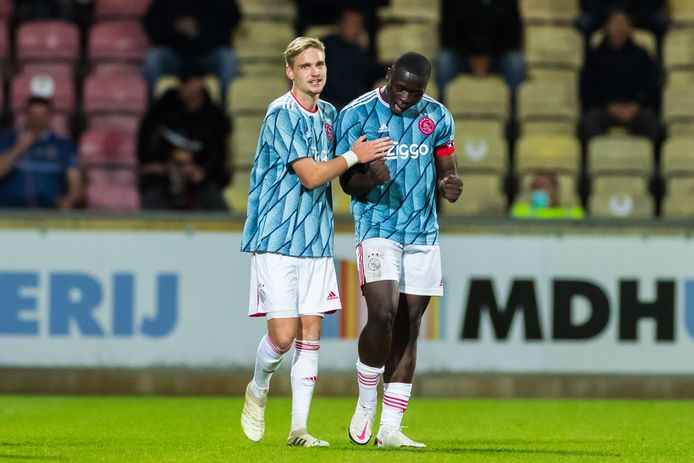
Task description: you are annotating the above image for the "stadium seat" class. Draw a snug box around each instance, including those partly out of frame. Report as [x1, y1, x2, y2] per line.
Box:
[88, 21, 149, 67]
[87, 115, 142, 132]
[83, 73, 147, 116]
[518, 172, 579, 207]
[16, 20, 80, 65]
[380, 0, 440, 23]
[85, 168, 140, 211]
[527, 67, 578, 87]
[525, 26, 582, 70]
[663, 177, 694, 218]
[439, 173, 506, 217]
[0, 20, 8, 62]
[662, 136, 694, 178]
[331, 179, 352, 216]
[663, 84, 694, 132]
[237, 0, 296, 21]
[517, 80, 578, 133]
[457, 134, 507, 175]
[227, 75, 288, 115]
[234, 20, 295, 62]
[516, 134, 580, 175]
[592, 175, 649, 195]
[591, 29, 657, 58]
[588, 135, 653, 177]
[93, 0, 152, 21]
[224, 168, 251, 213]
[520, 0, 579, 24]
[445, 75, 509, 121]
[667, 69, 694, 86]
[670, 0, 694, 24]
[79, 129, 136, 167]
[589, 192, 654, 218]
[663, 29, 694, 70]
[11, 70, 75, 114]
[377, 24, 439, 63]
[456, 119, 505, 139]
[231, 115, 264, 167]
[0, 0, 12, 18]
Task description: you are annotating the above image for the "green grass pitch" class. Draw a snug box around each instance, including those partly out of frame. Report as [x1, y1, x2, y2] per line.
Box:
[1, 395, 693, 462]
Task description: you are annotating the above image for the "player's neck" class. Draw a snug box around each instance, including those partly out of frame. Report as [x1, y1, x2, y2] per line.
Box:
[290, 88, 319, 113]
[379, 86, 392, 104]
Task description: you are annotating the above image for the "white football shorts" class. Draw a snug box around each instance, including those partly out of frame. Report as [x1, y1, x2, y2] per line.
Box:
[248, 252, 342, 318]
[356, 237, 443, 296]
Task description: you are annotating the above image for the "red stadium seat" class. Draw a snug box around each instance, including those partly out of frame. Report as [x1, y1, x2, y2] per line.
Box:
[14, 112, 70, 137]
[16, 20, 80, 65]
[91, 62, 142, 75]
[85, 168, 140, 211]
[87, 114, 142, 131]
[88, 20, 149, 65]
[83, 72, 147, 115]
[21, 62, 73, 79]
[79, 129, 136, 167]
[0, 21, 9, 62]
[93, 0, 152, 21]
[0, 0, 13, 18]
[11, 71, 75, 113]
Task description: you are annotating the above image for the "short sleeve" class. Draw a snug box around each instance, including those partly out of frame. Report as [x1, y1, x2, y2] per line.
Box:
[264, 109, 310, 165]
[334, 107, 362, 156]
[434, 108, 456, 157]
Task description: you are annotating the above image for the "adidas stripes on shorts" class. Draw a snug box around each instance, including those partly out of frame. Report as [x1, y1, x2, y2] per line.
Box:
[247, 252, 342, 318]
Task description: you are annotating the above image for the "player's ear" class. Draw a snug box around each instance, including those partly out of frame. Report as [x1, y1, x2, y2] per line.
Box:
[285, 65, 294, 81]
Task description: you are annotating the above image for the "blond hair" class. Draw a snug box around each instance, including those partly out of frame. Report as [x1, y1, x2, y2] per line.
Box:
[284, 36, 325, 68]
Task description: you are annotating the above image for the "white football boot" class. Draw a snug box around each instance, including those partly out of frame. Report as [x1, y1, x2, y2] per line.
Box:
[240, 382, 266, 442]
[287, 429, 330, 447]
[374, 425, 426, 448]
[348, 400, 377, 445]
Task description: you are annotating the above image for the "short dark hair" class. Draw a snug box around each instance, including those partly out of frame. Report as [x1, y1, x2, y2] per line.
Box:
[26, 96, 53, 110]
[393, 52, 431, 78]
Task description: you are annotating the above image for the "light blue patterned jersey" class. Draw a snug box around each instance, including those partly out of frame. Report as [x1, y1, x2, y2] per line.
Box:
[241, 92, 338, 257]
[335, 88, 456, 246]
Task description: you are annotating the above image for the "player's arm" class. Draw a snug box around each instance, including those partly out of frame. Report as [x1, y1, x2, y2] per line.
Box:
[339, 157, 390, 196]
[292, 136, 391, 190]
[435, 148, 463, 203]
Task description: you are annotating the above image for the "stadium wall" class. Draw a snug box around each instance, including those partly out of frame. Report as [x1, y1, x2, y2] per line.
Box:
[1, 215, 693, 397]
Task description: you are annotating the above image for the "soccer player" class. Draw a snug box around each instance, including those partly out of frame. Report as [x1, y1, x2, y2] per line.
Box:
[336, 52, 463, 448]
[239, 37, 392, 447]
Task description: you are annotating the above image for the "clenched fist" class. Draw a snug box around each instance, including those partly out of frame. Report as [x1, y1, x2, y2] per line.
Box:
[439, 175, 463, 202]
[368, 158, 390, 185]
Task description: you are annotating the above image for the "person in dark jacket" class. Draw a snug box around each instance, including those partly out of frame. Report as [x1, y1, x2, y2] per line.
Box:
[320, 9, 387, 110]
[436, 0, 525, 97]
[580, 9, 660, 142]
[142, 0, 242, 98]
[138, 64, 230, 210]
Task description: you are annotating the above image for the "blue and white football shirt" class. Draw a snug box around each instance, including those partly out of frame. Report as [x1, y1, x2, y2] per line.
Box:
[241, 92, 338, 257]
[335, 88, 455, 246]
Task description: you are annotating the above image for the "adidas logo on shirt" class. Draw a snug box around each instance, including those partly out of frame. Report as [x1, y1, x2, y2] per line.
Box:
[326, 291, 338, 301]
[378, 123, 389, 133]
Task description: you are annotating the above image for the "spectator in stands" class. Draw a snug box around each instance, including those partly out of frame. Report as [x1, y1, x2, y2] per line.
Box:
[511, 170, 584, 219]
[0, 96, 82, 209]
[143, 0, 242, 98]
[580, 8, 660, 143]
[320, 8, 387, 110]
[577, 0, 668, 40]
[436, 0, 525, 98]
[139, 126, 228, 211]
[294, 0, 389, 57]
[138, 64, 229, 211]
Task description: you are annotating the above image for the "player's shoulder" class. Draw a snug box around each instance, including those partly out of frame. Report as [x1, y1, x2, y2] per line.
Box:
[340, 89, 380, 115]
[317, 99, 337, 119]
[421, 93, 451, 117]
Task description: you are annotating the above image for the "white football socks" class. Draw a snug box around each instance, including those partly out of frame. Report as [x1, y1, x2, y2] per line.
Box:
[250, 334, 288, 398]
[290, 339, 320, 432]
[380, 382, 412, 429]
[356, 359, 384, 406]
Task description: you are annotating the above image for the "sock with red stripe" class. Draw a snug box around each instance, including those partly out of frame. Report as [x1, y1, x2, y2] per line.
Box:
[290, 339, 320, 432]
[356, 359, 384, 406]
[380, 382, 412, 429]
[250, 334, 288, 398]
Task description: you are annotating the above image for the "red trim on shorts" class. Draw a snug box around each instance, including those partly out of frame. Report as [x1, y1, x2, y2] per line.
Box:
[357, 243, 365, 287]
[249, 312, 266, 318]
[435, 141, 455, 157]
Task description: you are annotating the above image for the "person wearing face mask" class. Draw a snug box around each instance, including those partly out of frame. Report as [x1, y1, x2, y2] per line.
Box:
[511, 170, 584, 219]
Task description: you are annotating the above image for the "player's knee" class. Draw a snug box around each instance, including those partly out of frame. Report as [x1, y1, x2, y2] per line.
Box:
[369, 308, 397, 330]
[268, 332, 295, 352]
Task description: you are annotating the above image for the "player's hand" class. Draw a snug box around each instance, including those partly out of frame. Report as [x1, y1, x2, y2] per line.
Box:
[439, 175, 463, 202]
[15, 130, 37, 153]
[368, 157, 390, 185]
[351, 135, 392, 164]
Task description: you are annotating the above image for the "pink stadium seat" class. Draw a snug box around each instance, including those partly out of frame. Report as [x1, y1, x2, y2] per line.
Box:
[85, 168, 140, 211]
[91, 62, 142, 75]
[93, 0, 151, 21]
[21, 62, 73, 79]
[83, 72, 147, 115]
[0, 0, 13, 18]
[79, 129, 136, 167]
[14, 112, 70, 137]
[88, 20, 149, 65]
[87, 114, 142, 131]
[11, 71, 75, 113]
[0, 21, 9, 61]
[16, 20, 80, 65]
